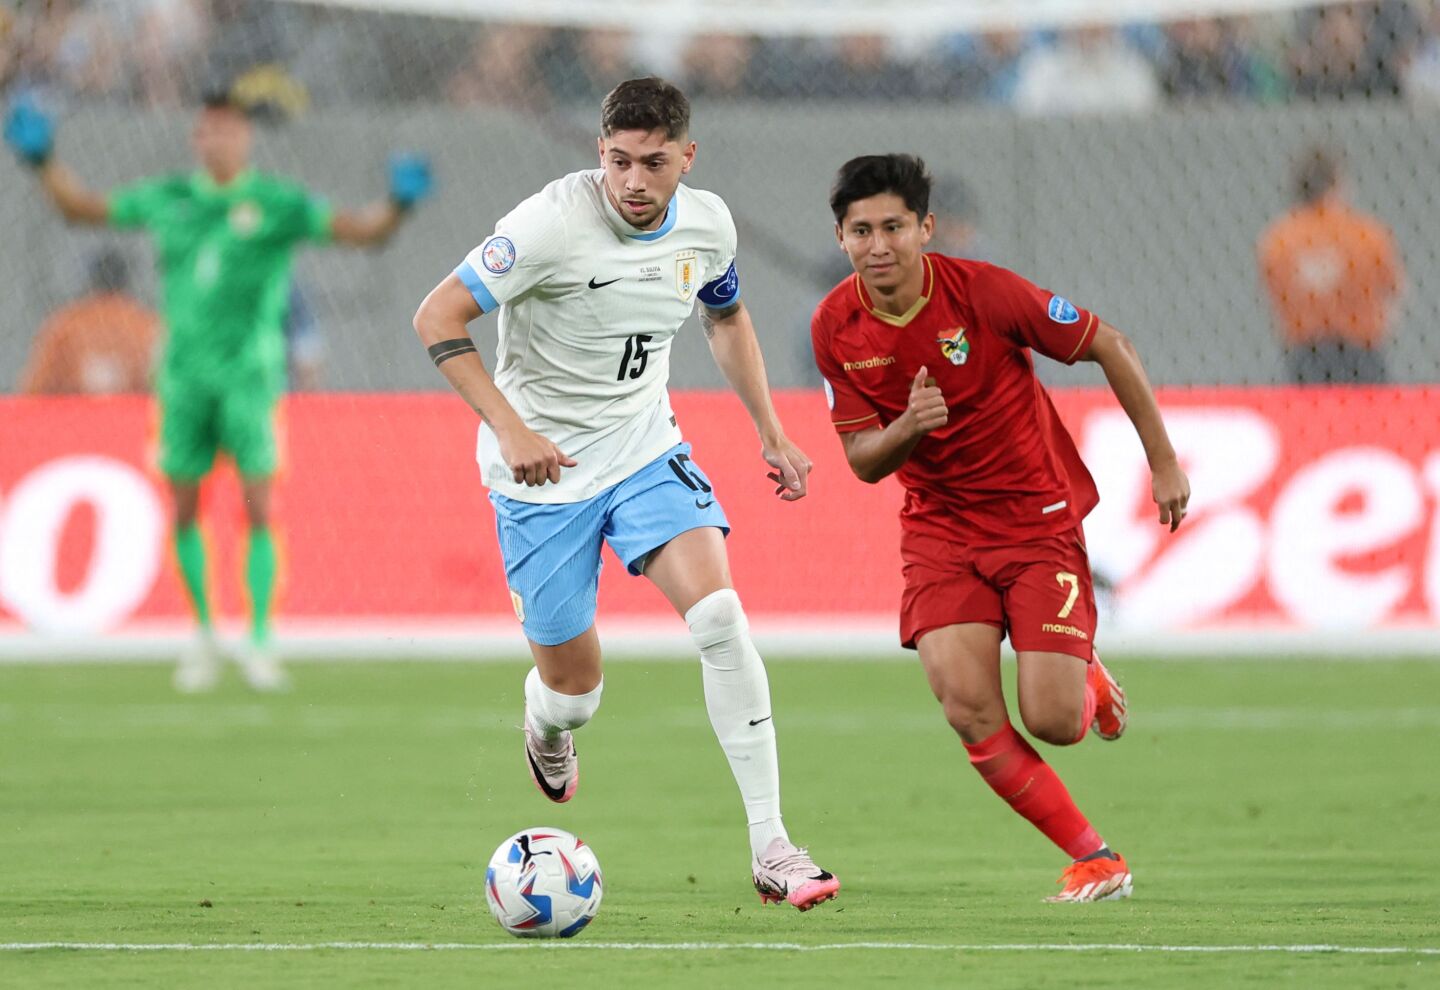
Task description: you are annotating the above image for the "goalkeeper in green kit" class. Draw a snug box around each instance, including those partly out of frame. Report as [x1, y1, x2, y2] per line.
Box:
[5, 88, 433, 692]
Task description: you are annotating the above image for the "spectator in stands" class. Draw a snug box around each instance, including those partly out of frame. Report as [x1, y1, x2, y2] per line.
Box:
[36, 0, 128, 99]
[448, 23, 553, 109]
[1160, 16, 1276, 101]
[205, 0, 293, 83]
[0, 8, 19, 91]
[807, 34, 918, 100]
[680, 32, 755, 98]
[744, 36, 830, 99]
[1367, 0, 1425, 95]
[1289, 1, 1418, 100]
[20, 247, 159, 394]
[1227, 14, 1289, 102]
[550, 28, 644, 105]
[1402, 0, 1440, 103]
[1012, 24, 1161, 115]
[132, 0, 210, 107]
[1256, 147, 1404, 384]
[971, 29, 1034, 104]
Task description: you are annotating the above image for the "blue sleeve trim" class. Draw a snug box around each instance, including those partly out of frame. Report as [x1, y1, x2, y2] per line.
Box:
[455, 262, 499, 313]
[698, 260, 741, 309]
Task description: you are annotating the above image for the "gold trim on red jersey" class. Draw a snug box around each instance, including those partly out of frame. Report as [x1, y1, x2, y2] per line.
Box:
[853, 255, 936, 328]
[1064, 312, 1099, 363]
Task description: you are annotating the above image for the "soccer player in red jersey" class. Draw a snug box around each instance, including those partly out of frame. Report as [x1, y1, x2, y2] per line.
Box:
[811, 154, 1190, 903]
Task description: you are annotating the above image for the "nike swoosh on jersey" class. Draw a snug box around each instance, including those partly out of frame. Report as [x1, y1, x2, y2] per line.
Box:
[587, 276, 623, 289]
[695, 498, 715, 509]
[748, 715, 772, 726]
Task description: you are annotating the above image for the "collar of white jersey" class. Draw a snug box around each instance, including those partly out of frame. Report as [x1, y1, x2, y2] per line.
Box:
[599, 177, 680, 242]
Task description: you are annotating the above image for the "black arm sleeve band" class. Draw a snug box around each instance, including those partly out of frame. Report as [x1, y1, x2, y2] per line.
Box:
[428, 337, 478, 366]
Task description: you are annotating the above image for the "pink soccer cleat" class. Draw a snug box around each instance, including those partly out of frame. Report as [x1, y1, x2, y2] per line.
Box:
[752, 838, 840, 912]
[523, 710, 579, 804]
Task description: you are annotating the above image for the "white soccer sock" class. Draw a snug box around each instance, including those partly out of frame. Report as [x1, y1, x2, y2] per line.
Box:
[524, 666, 603, 741]
[686, 588, 788, 859]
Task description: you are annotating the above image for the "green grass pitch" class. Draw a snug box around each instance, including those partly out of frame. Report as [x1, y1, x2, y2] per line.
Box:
[2, 657, 1437, 988]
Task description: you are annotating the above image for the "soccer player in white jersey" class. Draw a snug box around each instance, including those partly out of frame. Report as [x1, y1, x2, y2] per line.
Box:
[412, 77, 839, 911]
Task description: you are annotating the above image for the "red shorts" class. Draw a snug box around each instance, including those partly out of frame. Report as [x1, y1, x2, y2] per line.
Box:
[899, 526, 1098, 660]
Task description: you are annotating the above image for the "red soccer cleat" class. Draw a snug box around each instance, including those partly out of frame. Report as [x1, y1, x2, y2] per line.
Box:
[1046, 852, 1133, 903]
[1089, 650, 1127, 741]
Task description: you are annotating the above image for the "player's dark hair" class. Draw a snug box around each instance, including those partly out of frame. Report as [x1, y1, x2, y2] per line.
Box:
[600, 77, 690, 140]
[829, 154, 933, 224]
[1293, 146, 1340, 204]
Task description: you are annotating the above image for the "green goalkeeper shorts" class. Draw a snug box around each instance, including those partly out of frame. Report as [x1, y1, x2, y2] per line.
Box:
[158, 378, 279, 481]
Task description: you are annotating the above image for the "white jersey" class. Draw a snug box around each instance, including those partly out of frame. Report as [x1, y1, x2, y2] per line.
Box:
[456, 169, 741, 503]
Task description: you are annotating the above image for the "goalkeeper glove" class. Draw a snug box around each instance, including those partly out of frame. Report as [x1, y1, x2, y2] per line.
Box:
[389, 153, 433, 209]
[4, 97, 55, 168]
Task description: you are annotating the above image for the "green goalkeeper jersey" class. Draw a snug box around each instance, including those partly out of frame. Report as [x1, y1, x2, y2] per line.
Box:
[108, 169, 332, 390]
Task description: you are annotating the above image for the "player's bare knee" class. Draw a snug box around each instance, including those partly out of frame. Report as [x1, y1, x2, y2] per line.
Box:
[942, 694, 1005, 743]
[543, 670, 601, 696]
[1021, 705, 1085, 747]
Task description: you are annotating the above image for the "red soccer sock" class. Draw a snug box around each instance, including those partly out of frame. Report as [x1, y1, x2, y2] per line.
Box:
[964, 722, 1104, 860]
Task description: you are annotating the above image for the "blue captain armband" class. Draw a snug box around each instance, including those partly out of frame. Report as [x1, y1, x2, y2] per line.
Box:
[697, 261, 740, 309]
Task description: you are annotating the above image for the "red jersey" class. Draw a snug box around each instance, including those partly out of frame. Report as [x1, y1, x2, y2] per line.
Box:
[810, 254, 1100, 545]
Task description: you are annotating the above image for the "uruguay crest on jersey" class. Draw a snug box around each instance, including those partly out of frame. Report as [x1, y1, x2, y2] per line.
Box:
[676, 250, 697, 302]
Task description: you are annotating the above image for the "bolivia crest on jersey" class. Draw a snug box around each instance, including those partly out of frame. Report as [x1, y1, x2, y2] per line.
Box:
[229, 201, 262, 237]
[675, 250, 697, 302]
[937, 326, 970, 366]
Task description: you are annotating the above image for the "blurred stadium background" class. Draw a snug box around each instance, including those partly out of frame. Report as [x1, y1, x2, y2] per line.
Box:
[2, 0, 1439, 659]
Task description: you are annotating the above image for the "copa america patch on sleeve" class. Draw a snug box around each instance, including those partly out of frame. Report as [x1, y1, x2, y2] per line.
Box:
[481, 236, 517, 275]
[1048, 295, 1080, 324]
[823, 379, 836, 410]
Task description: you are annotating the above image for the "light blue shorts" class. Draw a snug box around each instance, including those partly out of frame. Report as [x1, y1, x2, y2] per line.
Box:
[490, 443, 731, 646]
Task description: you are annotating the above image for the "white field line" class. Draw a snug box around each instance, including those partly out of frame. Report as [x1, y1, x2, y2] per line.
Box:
[2, 941, 1437, 955]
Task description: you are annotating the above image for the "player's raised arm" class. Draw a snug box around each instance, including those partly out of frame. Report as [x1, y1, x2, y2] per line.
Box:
[1080, 321, 1190, 531]
[838, 366, 948, 484]
[330, 154, 432, 247]
[4, 100, 108, 225]
[698, 299, 811, 501]
[412, 274, 576, 487]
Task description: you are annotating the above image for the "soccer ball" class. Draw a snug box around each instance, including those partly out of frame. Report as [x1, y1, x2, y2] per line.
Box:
[485, 827, 603, 938]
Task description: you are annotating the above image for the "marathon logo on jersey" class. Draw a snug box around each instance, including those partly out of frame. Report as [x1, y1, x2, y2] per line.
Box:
[1041, 622, 1089, 639]
[481, 236, 517, 275]
[1048, 295, 1080, 324]
[675, 250, 697, 302]
[842, 355, 895, 372]
[936, 326, 970, 366]
[229, 202, 262, 237]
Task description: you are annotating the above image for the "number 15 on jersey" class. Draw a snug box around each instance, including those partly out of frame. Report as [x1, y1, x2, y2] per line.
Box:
[617, 334, 654, 381]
